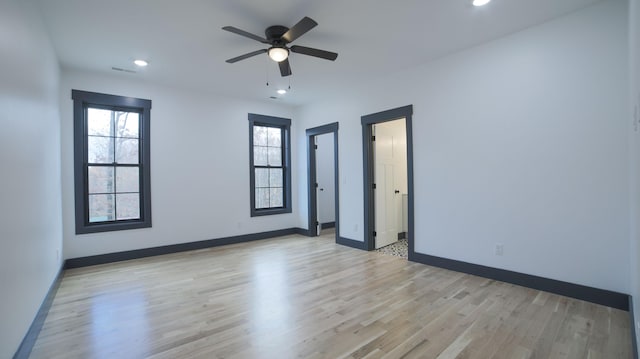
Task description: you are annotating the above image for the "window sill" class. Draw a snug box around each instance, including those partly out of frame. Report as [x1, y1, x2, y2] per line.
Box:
[250, 207, 292, 217]
[76, 219, 151, 234]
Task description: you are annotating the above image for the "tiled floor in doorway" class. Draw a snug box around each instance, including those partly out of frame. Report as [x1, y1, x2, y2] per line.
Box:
[375, 238, 408, 259]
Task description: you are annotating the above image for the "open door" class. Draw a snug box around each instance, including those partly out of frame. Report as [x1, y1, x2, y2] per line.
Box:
[373, 120, 407, 249]
[362, 105, 413, 254]
[315, 136, 321, 236]
[373, 123, 399, 249]
[316, 133, 336, 236]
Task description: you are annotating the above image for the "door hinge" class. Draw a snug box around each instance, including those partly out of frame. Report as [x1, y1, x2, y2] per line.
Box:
[373, 231, 377, 237]
[315, 183, 319, 188]
[314, 145, 318, 149]
[371, 135, 376, 141]
[372, 183, 376, 189]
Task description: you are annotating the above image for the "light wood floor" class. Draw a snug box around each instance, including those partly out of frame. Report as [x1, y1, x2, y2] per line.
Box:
[30, 233, 632, 359]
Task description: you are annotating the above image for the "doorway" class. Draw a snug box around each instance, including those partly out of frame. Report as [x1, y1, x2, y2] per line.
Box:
[306, 122, 339, 241]
[372, 119, 407, 249]
[362, 105, 414, 256]
[315, 133, 336, 235]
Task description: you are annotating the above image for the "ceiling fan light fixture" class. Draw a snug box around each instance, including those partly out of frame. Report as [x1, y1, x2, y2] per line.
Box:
[268, 47, 289, 62]
[472, 0, 491, 6]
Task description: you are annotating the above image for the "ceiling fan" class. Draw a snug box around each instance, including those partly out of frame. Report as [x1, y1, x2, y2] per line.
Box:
[222, 17, 338, 77]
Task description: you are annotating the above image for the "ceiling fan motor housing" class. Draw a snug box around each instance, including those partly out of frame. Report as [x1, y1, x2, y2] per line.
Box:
[266, 25, 289, 44]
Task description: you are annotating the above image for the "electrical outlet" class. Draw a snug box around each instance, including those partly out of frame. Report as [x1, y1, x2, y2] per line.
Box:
[495, 243, 504, 256]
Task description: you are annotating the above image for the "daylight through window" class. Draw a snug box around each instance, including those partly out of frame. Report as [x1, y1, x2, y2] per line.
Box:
[253, 125, 284, 209]
[72, 90, 152, 234]
[249, 114, 291, 216]
[87, 108, 141, 222]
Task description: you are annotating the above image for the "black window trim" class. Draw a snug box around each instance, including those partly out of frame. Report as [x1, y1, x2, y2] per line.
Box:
[248, 113, 292, 217]
[72, 89, 152, 234]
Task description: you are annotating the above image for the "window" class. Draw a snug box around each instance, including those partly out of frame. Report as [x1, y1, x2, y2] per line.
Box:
[249, 114, 292, 216]
[72, 90, 152, 234]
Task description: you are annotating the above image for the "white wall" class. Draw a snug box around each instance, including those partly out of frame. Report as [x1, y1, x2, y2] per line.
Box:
[629, 0, 640, 351]
[295, 99, 365, 237]
[60, 70, 297, 259]
[0, 0, 63, 357]
[316, 133, 335, 224]
[296, 0, 629, 293]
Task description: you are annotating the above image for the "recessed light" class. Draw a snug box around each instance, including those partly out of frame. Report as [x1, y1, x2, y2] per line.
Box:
[134, 59, 148, 67]
[473, 0, 491, 6]
[277, 89, 287, 95]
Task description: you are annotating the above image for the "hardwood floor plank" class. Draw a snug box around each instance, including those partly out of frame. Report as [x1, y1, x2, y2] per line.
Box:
[29, 234, 632, 359]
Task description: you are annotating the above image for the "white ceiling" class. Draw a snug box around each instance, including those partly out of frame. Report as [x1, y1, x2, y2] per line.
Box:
[37, 0, 603, 106]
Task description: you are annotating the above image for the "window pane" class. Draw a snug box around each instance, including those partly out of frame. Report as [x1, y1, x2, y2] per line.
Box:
[270, 188, 283, 207]
[115, 138, 139, 164]
[87, 108, 112, 136]
[254, 146, 267, 166]
[88, 136, 114, 163]
[268, 147, 282, 166]
[253, 126, 268, 146]
[89, 194, 115, 222]
[88, 166, 114, 194]
[75, 90, 152, 233]
[267, 127, 281, 147]
[255, 168, 269, 188]
[115, 111, 139, 138]
[116, 193, 140, 220]
[116, 167, 139, 193]
[269, 169, 283, 188]
[249, 115, 290, 216]
[255, 188, 269, 209]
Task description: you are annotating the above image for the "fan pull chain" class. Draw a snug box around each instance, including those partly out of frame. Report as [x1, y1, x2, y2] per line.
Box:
[265, 55, 270, 87]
